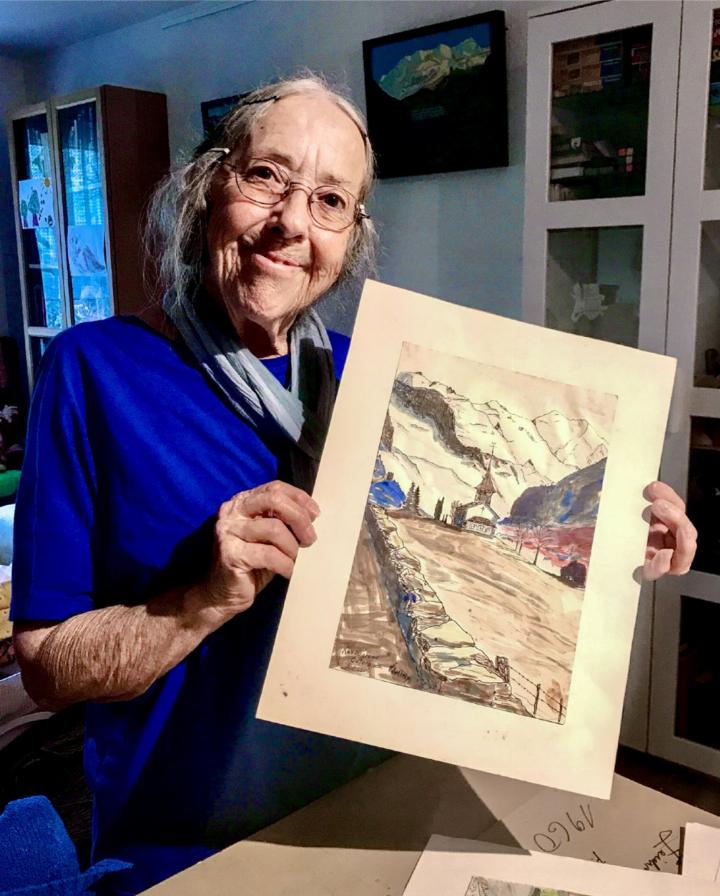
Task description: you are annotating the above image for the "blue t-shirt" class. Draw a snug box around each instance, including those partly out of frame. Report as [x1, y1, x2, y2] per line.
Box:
[11, 316, 388, 895]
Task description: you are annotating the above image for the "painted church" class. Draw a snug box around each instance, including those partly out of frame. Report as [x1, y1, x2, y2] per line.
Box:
[451, 449, 501, 537]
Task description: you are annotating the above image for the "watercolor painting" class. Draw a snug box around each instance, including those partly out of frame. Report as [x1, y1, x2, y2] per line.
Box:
[18, 177, 54, 229]
[465, 880, 588, 896]
[331, 341, 617, 725]
[67, 224, 106, 277]
[200, 93, 244, 138]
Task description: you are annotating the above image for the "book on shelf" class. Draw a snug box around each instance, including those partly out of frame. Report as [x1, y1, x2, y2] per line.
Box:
[550, 161, 619, 181]
[583, 165, 615, 177]
[549, 165, 585, 180]
[550, 150, 591, 166]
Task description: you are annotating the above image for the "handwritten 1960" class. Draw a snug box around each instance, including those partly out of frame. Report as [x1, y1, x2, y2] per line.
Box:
[532, 804, 595, 853]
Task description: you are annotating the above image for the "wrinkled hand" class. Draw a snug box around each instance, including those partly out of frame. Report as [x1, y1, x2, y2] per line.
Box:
[201, 480, 319, 618]
[643, 481, 697, 581]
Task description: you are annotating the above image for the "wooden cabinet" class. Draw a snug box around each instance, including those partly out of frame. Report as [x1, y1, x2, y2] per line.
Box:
[7, 85, 169, 387]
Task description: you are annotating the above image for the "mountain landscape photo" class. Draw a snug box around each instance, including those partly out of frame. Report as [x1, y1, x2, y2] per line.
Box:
[331, 343, 618, 725]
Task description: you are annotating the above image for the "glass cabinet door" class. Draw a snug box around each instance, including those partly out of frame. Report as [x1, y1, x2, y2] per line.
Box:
[675, 594, 720, 750]
[705, 8, 720, 189]
[524, 2, 679, 360]
[546, 226, 643, 347]
[56, 100, 111, 324]
[12, 113, 63, 330]
[687, 416, 720, 574]
[550, 25, 652, 202]
[694, 221, 720, 387]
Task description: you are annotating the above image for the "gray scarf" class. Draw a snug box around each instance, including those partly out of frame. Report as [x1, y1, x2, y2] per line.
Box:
[162, 289, 337, 493]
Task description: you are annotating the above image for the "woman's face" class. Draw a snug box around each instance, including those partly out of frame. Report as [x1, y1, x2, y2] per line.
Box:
[204, 93, 367, 353]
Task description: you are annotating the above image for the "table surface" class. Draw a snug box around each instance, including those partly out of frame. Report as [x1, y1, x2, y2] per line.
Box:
[141, 754, 536, 895]
[142, 751, 720, 895]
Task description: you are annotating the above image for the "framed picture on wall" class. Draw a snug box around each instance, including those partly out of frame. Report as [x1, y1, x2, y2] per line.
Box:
[363, 11, 509, 179]
[200, 93, 244, 137]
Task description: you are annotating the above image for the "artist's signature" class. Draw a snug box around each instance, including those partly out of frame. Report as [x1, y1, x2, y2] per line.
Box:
[337, 648, 412, 682]
[389, 663, 411, 682]
[592, 830, 681, 871]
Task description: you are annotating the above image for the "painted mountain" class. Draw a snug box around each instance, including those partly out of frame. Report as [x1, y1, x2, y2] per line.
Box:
[365, 16, 508, 176]
[377, 371, 608, 534]
[378, 38, 491, 101]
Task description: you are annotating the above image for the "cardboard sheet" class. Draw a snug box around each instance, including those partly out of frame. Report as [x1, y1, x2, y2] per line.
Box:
[682, 823, 720, 881]
[401, 835, 720, 896]
[258, 279, 676, 797]
[484, 774, 720, 873]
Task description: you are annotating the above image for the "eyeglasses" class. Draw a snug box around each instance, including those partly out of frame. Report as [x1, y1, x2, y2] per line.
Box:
[223, 157, 368, 232]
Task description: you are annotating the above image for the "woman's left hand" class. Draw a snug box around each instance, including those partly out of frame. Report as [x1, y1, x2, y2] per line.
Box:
[643, 481, 697, 581]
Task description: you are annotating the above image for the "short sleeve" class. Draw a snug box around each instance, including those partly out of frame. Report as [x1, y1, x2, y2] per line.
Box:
[328, 330, 351, 381]
[11, 331, 98, 622]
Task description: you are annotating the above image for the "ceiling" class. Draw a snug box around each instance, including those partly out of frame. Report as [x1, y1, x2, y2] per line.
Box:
[0, 0, 197, 57]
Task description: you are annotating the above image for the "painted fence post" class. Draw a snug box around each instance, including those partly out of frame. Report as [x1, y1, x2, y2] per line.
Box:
[496, 656, 510, 683]
[533, 683, 541, 717]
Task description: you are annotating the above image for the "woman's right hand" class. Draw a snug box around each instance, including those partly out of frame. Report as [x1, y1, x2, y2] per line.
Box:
[190, 480, 320, 621]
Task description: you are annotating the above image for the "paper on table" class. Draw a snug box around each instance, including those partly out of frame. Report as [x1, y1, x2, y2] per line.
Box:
[682, 823, 720, 881]
[458, 767, 542, 822]
[258, 280, 677, 798]
[401, 835, 720, 896]
[482, 774, 720, 874]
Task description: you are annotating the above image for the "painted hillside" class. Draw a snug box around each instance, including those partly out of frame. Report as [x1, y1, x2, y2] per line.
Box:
[376, 372, 609, 523]
[507, 458, 608, 528]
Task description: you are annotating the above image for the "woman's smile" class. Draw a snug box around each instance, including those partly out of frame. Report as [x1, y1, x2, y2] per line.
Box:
[203, 92, 367, 355]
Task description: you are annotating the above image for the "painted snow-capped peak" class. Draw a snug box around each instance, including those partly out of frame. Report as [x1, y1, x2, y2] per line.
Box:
[378, 38, 491, 102]
[534, 409, 608, 469]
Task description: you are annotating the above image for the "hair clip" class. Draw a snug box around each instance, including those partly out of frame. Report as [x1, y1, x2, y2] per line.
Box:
[237, 95, 280, 107]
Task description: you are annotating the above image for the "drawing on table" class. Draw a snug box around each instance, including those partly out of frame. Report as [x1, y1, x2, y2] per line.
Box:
[330, 341, 617, 725]
[465, 879, 589, 896]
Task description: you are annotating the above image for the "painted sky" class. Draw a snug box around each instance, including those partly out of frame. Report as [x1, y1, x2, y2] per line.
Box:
[369, 21, 491, 82]
[398, 342, 617, 443]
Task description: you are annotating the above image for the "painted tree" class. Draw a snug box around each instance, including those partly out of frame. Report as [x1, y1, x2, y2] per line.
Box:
[403, 482, 416, 512]
[434, 496, 444, 520]
[514, 523, 531, 554]
[531, 519, 555, 566]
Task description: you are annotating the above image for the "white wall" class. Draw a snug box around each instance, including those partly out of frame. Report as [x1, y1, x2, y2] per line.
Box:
[21, 0, 531, 334]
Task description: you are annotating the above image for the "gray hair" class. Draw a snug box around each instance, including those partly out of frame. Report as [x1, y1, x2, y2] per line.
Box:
[144, 74, 377, 306]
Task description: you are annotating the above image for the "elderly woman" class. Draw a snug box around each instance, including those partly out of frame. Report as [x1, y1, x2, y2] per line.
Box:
[11, 76, 695, 895]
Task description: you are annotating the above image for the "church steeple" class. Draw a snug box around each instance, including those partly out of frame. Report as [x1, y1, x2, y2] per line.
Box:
[475, 445, 497, 504]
